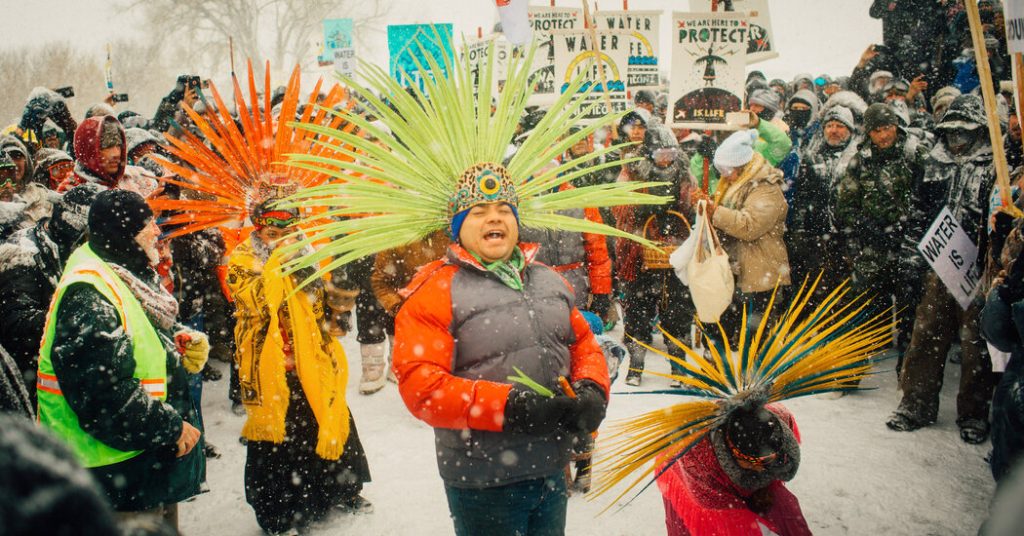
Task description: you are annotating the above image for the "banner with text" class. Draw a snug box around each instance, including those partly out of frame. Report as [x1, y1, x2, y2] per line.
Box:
[552, 29, 631, 123]
[319, 19, 354, 67]
[669, 11, 747, 130]
[596, 10, 661, 90]
[689, 0, 778, 63]
[917, 207, 981, 310]
[388, 24, 454, 90]
[527, 6, 584, 105]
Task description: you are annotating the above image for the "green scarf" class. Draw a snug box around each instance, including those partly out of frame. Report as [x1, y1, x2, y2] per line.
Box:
[472, 247, 525, 291]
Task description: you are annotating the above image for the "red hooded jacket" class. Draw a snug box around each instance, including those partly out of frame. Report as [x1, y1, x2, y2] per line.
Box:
[59, 116, 126, 192]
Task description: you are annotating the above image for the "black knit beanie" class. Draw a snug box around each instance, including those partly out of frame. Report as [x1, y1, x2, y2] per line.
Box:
[88, 189, 154, 273]
[724, 406, 784, 459]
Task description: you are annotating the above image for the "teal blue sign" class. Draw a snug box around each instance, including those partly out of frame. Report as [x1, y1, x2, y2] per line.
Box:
[387, 24, 454, 89]
[319, 19, 354, 65]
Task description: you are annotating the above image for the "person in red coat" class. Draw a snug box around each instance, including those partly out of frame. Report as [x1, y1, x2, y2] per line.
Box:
[657, 403, 812, 536]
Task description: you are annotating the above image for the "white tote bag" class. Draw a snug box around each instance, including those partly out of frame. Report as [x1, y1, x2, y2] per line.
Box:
[687, 200, 734, 323]
[669, 219, 699, 286]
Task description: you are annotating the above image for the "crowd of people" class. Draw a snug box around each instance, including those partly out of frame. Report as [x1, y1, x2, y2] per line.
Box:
[0, 1, 1023, 535]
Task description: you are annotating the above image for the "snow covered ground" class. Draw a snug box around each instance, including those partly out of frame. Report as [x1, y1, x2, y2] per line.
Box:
[180, 323, 994, 535]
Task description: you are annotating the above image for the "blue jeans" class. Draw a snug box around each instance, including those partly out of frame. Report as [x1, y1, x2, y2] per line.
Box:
[444, 474, 568, 536]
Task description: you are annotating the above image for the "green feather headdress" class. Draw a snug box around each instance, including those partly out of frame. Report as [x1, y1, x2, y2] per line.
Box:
[278, 30, 670, 280]
[591, 275, 894, 510]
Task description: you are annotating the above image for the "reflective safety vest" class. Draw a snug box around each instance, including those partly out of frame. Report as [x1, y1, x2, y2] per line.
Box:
[37, 244, 168, 468]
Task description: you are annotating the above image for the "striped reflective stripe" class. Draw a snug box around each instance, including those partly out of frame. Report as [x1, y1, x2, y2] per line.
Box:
[37, 371, 62, 395]
[36, 372, 165, 399]
[141, 379, 166, 398]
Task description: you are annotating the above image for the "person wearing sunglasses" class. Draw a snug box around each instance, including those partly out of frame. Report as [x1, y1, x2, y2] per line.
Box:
[0, 151, 18, 203]
[658, 403, 809, 536]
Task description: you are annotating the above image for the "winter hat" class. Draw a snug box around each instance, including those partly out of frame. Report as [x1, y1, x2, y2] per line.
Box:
[937, 94, 985, 130]
[634, 89, 657, 106]
[51, 183, 102, 239]
[713, 129, 758, 171]
[792, 73, 814, 90]
[746, 70, 767, 85]
[448, 162, 520, 240]
[31, 148, 73, 187]
[88, 188, 153, 240]
[869, 70, 893, 88]
[748, 88, 782, 113]
[821, 105, 856, 131]
[0, 414, 121, 536]
[863, 103, 899, 131]
[125, 127, 162, 157]
[723, 406, 786, 459]
[99, 119, 122, 149]
[931, 86, 962, 112]
[85, 103, 115, 120]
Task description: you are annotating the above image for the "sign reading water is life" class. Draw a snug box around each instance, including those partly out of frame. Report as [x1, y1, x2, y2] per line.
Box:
[1005, 0, 1024, 54]
[917, 207, 981, 310]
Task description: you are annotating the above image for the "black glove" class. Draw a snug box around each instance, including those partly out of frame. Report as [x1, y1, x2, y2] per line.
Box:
[565, 380, 607, 434]
[589, 294, 612, 321]
[503, 389, 576, 436]
[991, 211, 1016, 263]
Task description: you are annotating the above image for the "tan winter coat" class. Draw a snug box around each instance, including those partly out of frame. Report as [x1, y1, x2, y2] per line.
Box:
[371, 230, 451, 315]
[712, 153, 791, 293]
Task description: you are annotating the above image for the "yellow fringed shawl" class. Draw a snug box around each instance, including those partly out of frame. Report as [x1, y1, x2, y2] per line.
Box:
[227, 237, 350, 460]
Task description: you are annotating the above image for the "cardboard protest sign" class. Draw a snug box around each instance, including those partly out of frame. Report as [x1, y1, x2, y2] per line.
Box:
[689, 0, 778, 63]
[333, 48, 356, 78]
[596, 10, 661, 90]
[552, 29, 631, 122]
[527, 6, 584, 105]
[319, 19, 354, 66]
[669, 11, 748, 130]
[464, 35, 512, 92]
[388, 24, 454, 90]
[917, 207, 981, 310]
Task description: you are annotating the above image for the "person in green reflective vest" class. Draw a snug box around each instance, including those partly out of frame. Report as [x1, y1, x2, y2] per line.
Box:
[37, 189, 206, 532]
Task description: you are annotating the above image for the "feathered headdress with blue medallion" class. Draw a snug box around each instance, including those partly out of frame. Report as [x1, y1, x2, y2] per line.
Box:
[276, 32, 669, 281]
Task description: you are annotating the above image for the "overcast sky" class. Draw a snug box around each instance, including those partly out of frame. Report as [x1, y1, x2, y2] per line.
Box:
[0, 0, 880, 81]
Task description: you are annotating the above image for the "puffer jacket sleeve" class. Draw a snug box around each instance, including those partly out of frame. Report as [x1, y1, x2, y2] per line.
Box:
[393, 266, 512, 432]
[50, 284, 183, 452]
[712, 182, 788, 242]
[582, 207, 612, 295]
[568, 308, 611, 397]
[0, 263, 49, 370]
[982, 286, 1023, 353]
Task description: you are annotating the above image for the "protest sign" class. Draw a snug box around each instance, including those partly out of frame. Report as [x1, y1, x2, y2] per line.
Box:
[689, 0, 778, 63]
[464, 35, 512, 92]
[496, 0, 532, 46]
[596, 10, 661, 90]
[917, 207, 981, 310]
[333, 48, 356, 78]
[527, 6, 584, 105]
[552, 29, 631, 122]
[319, 19, 354, 66]
[388, 24, 454, 90]
[1005, 0, 1024, 54]
[668, 11, 748, 130]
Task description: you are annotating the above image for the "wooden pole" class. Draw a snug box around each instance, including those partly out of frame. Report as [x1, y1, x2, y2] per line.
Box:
[965, 0, 1020, 215]
[1015, 53, 1024, 161]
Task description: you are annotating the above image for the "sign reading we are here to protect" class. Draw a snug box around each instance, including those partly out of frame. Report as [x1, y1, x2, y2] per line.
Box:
[917, 207, 981, 310]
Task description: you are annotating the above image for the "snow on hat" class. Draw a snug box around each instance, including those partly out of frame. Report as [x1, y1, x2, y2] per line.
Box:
[99, 118, 122, 149]
[53, 183, 102, 233]
[125, 127, 161, 156]
[863, 103, 899, 132]
[869, 70, 893, 86]
[748, 88, 782, 113]
[930, 86, 962, 112]
[822, 105, 856, 131]
[713, 129, 759, 170]
[937, 94, 985, 131]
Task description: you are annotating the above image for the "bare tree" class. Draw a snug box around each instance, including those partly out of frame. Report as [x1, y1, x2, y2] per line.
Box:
[124, 0, 390, 76]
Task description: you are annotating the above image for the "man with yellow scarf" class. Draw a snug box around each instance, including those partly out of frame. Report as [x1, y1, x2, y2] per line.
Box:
[227, 198, 371, 535]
